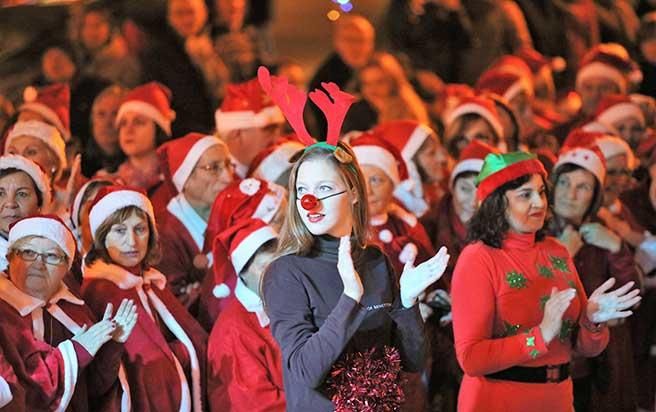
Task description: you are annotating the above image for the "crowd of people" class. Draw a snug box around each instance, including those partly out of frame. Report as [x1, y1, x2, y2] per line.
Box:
[0, 0, 655, 411]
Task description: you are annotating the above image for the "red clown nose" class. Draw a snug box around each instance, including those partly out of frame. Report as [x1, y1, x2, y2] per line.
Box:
[300, 194, 319, 210]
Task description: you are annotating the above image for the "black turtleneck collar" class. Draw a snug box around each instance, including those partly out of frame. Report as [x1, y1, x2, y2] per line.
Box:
[310, 235, 367, 264]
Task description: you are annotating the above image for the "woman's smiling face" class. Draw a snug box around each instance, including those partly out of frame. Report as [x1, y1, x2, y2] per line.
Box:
[295, 158, 354, 238]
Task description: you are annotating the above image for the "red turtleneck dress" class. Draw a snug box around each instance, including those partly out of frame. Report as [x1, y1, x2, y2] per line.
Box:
[452, 232, 609, 412]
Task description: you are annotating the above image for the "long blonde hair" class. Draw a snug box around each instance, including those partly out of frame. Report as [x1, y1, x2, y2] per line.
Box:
[359, 52, 429, 125]
[275, 141, 369, 258]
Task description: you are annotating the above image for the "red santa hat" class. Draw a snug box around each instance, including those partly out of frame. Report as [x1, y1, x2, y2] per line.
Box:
[373, 120, 434, 164]
[351, 131, 409, 187]
[88, 186, 155, 240]
[116, 82, 176, 136]
[450, 140, 499, 187]
[595, 135, 637, 170]
[19, 83, 71, 141]
[594, 94, 646, 128]
[8, 214, 76, 262]
[214, 77, 285, 135]
[204, 178, 285, 252]
[70, 178, 115, 231]
[157, 132, 226, 192]
[5, 120, 67, 172]
[0, 155, 52, 207]
[212, 218, 277, 298]
[247, 136, 305, 184]
[488, 55, 534, 81]
[576, 43, 642, 94]
[514, 47, 566, 74]
[555, 130, 607, 184]
[444, 96, 504, 139]
[476, 70, 534, 103]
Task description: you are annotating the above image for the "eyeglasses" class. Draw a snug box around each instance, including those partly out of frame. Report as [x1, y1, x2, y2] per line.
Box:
[14, 249, 67, 266]
[195, 161, 233, 175]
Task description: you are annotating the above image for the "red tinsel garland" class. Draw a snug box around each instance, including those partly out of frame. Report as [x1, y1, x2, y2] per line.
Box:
[325, 345, 405, 412]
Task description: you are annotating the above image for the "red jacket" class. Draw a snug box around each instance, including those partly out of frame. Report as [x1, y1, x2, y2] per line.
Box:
[452, 232, 609, 412]
[208, 281, 285, 412]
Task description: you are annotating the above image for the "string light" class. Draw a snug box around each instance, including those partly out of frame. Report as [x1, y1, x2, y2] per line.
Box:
[327, 9, 340, 21]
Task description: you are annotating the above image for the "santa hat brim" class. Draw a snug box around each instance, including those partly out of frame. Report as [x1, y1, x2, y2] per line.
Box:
[172, 136, 224, 192]
[19, 102, 70, 141]
[251, 142, 303, 183]
[597, 103, 646, 128]
[215, 106, 285, 135]
[89, 190, 155, 240]
[0, 155, 52, 207]
[554, 148, 606, 185]
[450, 158, 484, 187]
[8, 217, 76, 262]
[116, 101, 173, 136]
[446, 104, 504, 140]
[576, 62, 627, 93]
[5, 121, 67, 172]
[353, 145, 401, 186]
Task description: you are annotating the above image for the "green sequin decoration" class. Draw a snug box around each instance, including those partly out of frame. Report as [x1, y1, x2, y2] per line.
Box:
[526, 336, 536, 347]
[529, 349, 540, 359]
[550, 256, 570, 273]
[539, 295, 550, 310]
[559, 319, 576, 342]
[506, 271, 528, 289]
[537, 264, 554, 279]
[503, 321, 521, 337]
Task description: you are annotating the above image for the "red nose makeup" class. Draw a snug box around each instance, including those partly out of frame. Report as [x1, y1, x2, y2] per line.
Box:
[300, 194, 319, 210]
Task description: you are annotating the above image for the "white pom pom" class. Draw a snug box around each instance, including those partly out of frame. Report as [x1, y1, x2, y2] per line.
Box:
[379, 229, 393, 244]
[551, 56, 566, 73]
[23, 86, 38, 103]
[213, 283, 231, 298]
[239, 178, 261, 196]
[399, 243, 418, 264]
[628, 69, 643, 84]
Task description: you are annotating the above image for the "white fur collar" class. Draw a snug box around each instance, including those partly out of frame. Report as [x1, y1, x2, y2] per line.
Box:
[166, 193, 207, 251]
[0, 275, 83, 317]
[82, 259, 167, 290]
[234, 278, 269, 328]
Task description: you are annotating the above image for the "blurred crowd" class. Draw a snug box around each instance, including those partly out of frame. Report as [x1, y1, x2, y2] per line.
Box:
[0, 0, 655, 411]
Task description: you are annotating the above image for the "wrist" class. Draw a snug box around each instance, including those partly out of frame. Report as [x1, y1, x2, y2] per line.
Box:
[582, 316, 604, 332]
[401, 295, 417, 309]
[343, 289, 362, 303]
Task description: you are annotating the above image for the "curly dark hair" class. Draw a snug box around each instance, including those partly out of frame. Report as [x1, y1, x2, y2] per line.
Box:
[467, 174, 550, 248]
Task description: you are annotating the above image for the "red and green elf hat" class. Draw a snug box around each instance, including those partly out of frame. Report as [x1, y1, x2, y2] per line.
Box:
[475, 151, 547, 202]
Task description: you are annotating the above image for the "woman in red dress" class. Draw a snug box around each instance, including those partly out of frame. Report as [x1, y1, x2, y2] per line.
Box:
[451, 150, 640, 412]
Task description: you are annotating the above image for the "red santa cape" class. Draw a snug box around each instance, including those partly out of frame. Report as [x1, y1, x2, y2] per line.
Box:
[0, 275, 125, 412]
[82, 260, 207, 412]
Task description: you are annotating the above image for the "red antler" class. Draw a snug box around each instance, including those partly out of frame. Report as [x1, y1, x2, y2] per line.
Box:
[308, 82, 356, 146]
[257, 66, 315, 145]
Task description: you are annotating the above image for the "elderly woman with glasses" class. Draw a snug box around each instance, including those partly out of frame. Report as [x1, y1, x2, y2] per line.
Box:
[0, 215, 137, 411]
[155, 132, 234, 312]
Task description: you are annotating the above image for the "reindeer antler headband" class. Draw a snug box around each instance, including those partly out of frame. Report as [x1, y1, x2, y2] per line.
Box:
[257, 66, 356, 163]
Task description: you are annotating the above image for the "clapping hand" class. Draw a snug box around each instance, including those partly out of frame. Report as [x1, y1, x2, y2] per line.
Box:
[400, 247, 449, 308]
[72, 303, 116, 356]
[539, 287, 577, 344]
[587, 278, 641, 324]
[337, 236, 364, 303]
[111, 299, 138, 343]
